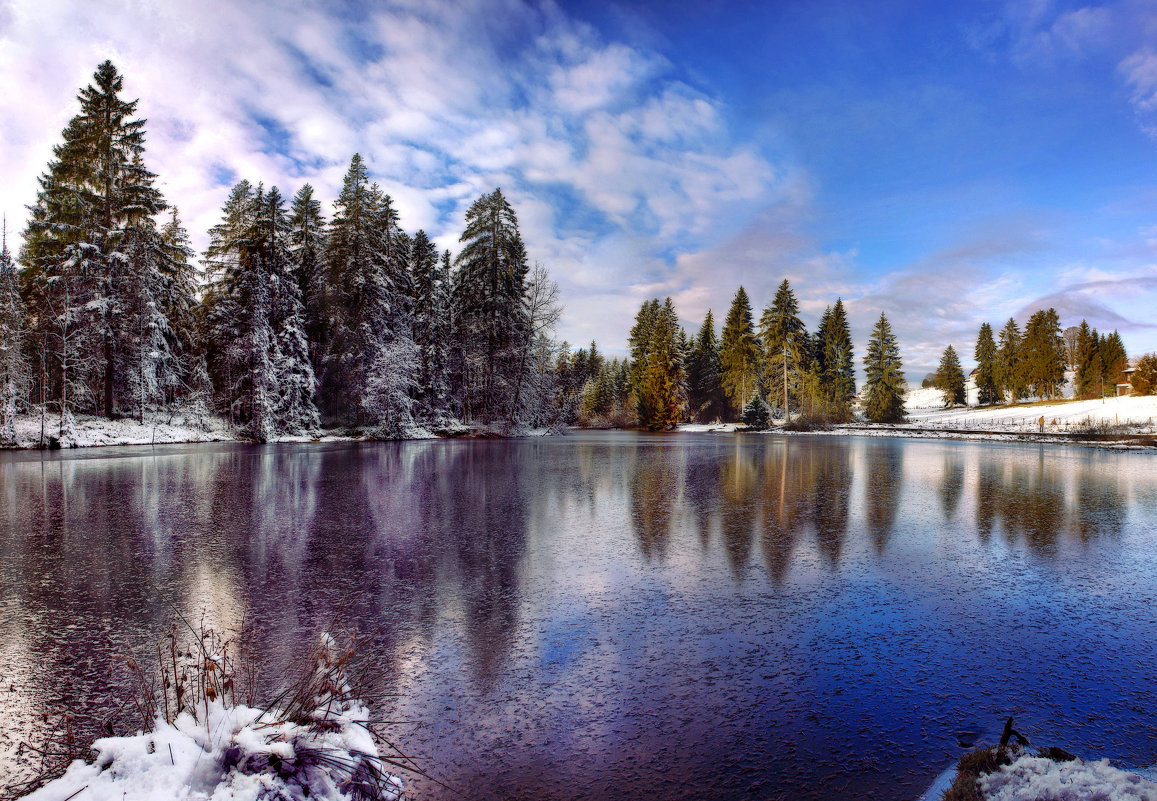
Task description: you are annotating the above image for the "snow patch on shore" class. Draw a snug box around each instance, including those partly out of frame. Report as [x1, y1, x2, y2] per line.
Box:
[22, 697, 402, 801]
[979, 755, 1157, 800]
[901, 392, 1157, 434]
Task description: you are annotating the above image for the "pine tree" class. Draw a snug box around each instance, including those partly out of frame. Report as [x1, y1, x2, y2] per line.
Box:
[818, 298, 855, 411]
[1131, 353, 1157, 396]
[410, 233, 455, 423]
[1075, 320, 1100, 399]
[759, 279, 807, 413]
[862, 312, 905, 423]
[202, 182, 318, 439]
[973, 322, 999, 405]
[1099, 330, 1127, 393]
[288, 184, 327, 371]
[1022, 308, 1065, 400]
[20, 61, 175, 422]
[452, 188, 531, 426]
[629, 298, 685, 429]
[318, 155, 417, 430]
[934, 344, 966, 407]
[686, 310, 725, 422]
[995, 318, 1026, 402]
[0, 228, 30, 443]
[719, 287, 760, 417]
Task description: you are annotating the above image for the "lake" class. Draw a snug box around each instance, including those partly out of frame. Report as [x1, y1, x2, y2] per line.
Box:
[2, 432, 1156, 799]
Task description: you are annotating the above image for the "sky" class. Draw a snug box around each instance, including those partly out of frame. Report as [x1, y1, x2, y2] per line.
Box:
[2, 0, 1156, 376]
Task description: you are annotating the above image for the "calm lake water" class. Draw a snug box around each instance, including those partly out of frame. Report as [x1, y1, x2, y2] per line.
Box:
[2, 432, 1156, 799]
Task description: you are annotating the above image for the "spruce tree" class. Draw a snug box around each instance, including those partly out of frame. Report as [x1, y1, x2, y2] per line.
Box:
[686, 310, 725, 422]
[0, 230, 29, 443]
[1131, 353, 1157, 396]
[719, 287, 760, 418]
[862, 312, 906, 423]
[1099, 330, 1127, 392]
[973, 322, 999, 405]
[629, 298, 685, 429]
[759, 279, 807, 413]
[452, 188, 531, 425]
[819, 298, 855, 411]
[288, 184, 327, 371]
[20, 61, 180, 421]
[934, 344, 966, 407]
[995, 318, 1026, 402]
[1022, 308, 1065, 400]
[410, 231, 452, 422]
[1075, 320, 1100, 399]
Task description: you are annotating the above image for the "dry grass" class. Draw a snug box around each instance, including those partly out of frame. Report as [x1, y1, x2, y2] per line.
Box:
[940, 746, 1015, 801]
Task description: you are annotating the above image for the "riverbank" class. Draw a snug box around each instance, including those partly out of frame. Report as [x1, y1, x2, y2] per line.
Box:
[0, 413, 557, 450]
[672, 393, 1157, 448]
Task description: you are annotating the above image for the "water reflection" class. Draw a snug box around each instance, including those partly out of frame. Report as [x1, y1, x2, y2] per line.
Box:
[1, 434, 1154, 801]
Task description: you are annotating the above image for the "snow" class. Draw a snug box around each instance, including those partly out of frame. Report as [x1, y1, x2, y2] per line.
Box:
[978, 755, 1157, 800]
[21, 636, 404, 801]
[7, 411, 235, 449]
[677, 422, 745, 433]
[901, 391, 1157, 434]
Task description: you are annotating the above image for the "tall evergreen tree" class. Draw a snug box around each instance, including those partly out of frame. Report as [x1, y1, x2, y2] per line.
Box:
[410, 232, 452, 422]
[318, 154, 416, 429]
[862, 312, 906, 423]
[995, 317, 1026, 402]
[0, 229, 29, 443]
[1099, 330, 1127, 392]
[202, 182, 318, 439]
[288, 184, 327, 371]
[973, 322, 999, 405]
[1074, 320, 1100, 399]
[719, 286, 760, 417]
[1022, 308, 1065, 400]
[818, 298, 855, 410]
[20, 61, 182, 421]
[452, 188, 531, 425]
[686, 310, 725, 422]
[759, 279, 807, 413]
[934, 344, 966, 407]
[629, 298, 685, 429]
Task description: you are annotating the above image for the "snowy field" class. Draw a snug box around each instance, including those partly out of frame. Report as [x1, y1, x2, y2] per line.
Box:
[900, 387, 1157, 435]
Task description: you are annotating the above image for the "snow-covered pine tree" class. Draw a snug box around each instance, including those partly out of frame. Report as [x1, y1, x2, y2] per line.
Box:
[261, 187, 319, 435]
[288, 184, 327, 373]
[862, 312, 905, 423]
[934, 344, 966, 407]
[629, 297, 685, 430]
[451, 188, 532, 427]
[21, 61, 170, 420]
[0, 227, 30, 443]
[318, 155, 417, 431]
[719, 287, 760, 418]
[409, 231, 452, 423]
[202, 182, 316, 438]
[157, 208, 200, 406]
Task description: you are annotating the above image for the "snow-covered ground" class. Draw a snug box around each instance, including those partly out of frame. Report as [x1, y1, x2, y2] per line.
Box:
[22, 635, 404, 801]
[6, 411, 236, 449]
[900, 388, 1157, 434]
[978, 754, 1157, 800]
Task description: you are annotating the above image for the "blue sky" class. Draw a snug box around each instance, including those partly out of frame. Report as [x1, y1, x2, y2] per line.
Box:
[2, 0, 1156, 375]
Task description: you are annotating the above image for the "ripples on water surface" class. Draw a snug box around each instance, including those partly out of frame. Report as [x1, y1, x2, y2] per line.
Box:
[1, 432, 1156, 799]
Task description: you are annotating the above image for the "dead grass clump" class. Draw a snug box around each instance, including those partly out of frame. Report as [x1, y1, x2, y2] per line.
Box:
[941, 746, 1015, 801]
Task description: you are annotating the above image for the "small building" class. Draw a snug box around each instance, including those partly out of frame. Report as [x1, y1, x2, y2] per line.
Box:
[1117, 367, 1137, 397]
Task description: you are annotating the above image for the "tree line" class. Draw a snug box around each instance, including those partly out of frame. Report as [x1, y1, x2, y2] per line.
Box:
[927, 310, 1146, 408]
[0, 62, 573, 444]
[566, 281, 907, 430]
